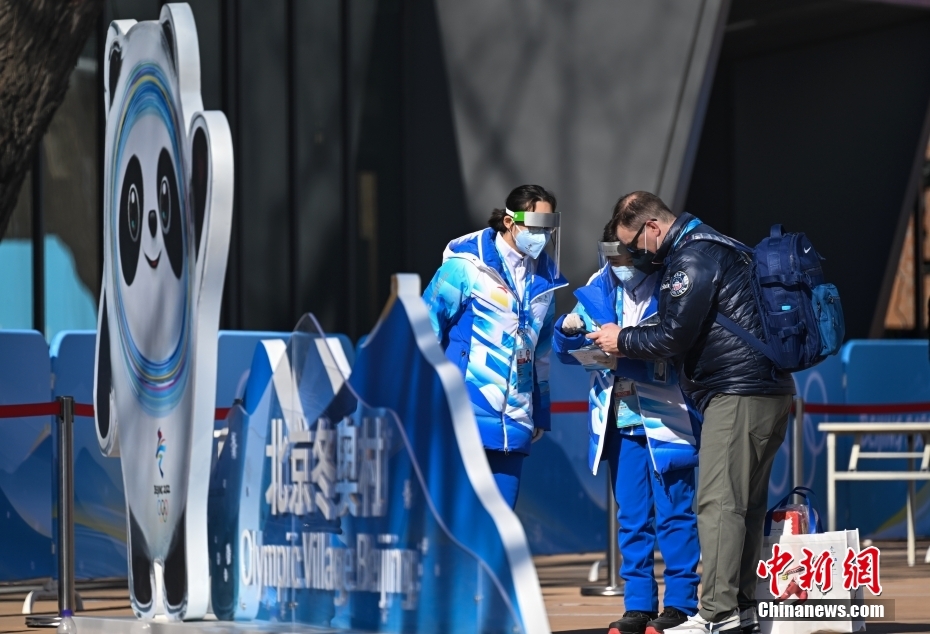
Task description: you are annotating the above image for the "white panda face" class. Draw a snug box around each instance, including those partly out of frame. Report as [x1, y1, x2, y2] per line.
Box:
[116, 111, 187, 361]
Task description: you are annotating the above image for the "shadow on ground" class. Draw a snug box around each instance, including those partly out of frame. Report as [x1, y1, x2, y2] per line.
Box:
[558, 625, 930, 634]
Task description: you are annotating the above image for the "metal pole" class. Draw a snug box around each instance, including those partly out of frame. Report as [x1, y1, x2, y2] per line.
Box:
[341, 0, 357, 339]
[32, 144, 45, 336]
[58, 396, 75, 614]
[793, 396, 804, 496]
[827, 432, 836, 532]
[286, 0, 299, 325]
[24, 397, 77, 628]
[581, 474, 624, 596]
[907, 434, 916, 567]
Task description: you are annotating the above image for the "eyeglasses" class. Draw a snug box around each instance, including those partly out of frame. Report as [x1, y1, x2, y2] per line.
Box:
[624, 219, 656, 254]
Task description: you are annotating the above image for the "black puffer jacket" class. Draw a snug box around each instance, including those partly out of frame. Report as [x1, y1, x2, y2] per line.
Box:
[617, 213, 795, 412]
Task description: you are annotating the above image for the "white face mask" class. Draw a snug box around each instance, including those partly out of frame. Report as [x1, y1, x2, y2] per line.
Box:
[511, 225, 550, 259]
[611, 265, 636, 283]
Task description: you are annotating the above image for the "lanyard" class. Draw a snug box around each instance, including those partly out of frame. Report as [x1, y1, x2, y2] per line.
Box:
[614, 284, 625, 329]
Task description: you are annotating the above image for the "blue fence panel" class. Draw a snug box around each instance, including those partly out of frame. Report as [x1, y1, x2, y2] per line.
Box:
[0, 330, 54, 580]
[840, 340, 930, 538]
[517, 360, 607, 555]
[50, 331, 127, 579]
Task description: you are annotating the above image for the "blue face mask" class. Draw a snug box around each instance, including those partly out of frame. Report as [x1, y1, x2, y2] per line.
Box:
[514, 227, 550, 259]
[611, 265, 636, 282]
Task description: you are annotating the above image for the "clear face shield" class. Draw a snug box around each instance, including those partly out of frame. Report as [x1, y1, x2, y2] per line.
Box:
[598, 240, 638, 283]
[507, 209, 561, 276]
[597, 240, 624, 270]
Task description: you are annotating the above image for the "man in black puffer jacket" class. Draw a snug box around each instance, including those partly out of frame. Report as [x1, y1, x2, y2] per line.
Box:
[590, 192, 795, 634]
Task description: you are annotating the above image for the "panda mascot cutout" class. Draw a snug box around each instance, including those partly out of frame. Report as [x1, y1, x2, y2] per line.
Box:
[93, 3, 232, 620]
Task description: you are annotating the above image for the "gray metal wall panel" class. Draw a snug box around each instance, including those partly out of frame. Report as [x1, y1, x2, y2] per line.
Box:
[432, 0, 727, 295]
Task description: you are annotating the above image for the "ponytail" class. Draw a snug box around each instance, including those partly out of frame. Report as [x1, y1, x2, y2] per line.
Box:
[488, 208, 508, 233]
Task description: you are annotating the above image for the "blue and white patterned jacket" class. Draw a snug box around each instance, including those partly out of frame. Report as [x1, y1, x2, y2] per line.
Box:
[553, 266, 701, 477]
[423, 228, 568, 455]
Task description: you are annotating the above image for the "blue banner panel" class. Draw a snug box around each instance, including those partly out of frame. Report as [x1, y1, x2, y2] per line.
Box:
[839, 340, 930, 538]
[0, 331, 54, 580]
[51, 331, 127, 579]
[784, 341, 930, 539]
[208, 276, 550, 633]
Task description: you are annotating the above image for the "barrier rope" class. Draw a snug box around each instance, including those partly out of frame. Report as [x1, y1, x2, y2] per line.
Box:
[0, 399, 927, 420]
[799, 401, 930, 415]
[0, 400, 231, 420]
[551, 400, 930, 416]
[0, 402, 61, 418]
[551, 401, 587, 414]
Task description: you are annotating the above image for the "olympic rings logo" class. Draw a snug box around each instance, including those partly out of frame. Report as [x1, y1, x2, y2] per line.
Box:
[157, 498, 169, 522]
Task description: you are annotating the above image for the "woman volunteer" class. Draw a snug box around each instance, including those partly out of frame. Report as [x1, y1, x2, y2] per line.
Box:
[422, 184, 566, 508]
[552, 213, 701, 634]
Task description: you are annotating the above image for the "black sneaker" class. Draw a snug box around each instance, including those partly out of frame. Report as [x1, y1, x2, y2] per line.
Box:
[608, 611, 657, 634]
[645, 607, 690, 634]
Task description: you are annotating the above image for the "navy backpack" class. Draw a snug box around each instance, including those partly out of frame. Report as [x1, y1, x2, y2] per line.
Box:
[681, 225, 845, 372]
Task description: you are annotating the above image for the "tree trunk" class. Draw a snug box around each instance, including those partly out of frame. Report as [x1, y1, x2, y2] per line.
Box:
[0, 0, 104, 238]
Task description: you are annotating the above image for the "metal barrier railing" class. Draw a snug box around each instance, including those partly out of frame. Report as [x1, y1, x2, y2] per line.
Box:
[795, 397, 930, 567]
[0, 398, 231, 627]
[0, 397, 80, 628]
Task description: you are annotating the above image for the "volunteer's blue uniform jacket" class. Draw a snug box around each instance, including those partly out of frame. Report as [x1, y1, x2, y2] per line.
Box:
[553, 264, 701, 614]
[552, 265, 701, 477]
[423, 228, 567, 455]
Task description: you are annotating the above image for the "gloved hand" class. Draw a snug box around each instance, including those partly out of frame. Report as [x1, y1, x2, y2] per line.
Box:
[532, 427, 545, 443]
[561, 313, 587, 336]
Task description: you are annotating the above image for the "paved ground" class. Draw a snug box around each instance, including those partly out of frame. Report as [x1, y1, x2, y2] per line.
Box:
[539, 541, 930, 633]
[2, 541, 928, 634]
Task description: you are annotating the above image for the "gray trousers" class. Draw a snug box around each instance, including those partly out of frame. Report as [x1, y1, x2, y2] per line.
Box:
[697, 393, 792, 622]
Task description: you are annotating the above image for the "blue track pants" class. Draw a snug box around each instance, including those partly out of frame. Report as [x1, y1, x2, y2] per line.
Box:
[485, 450, 525, 509]
[604, 429, 700, 614]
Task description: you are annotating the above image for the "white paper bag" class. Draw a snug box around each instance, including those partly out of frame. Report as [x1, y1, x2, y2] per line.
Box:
[756, 529, 865, 634]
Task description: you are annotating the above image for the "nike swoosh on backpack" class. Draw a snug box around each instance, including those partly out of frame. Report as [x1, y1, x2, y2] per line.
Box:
[803, 246, 811, 253]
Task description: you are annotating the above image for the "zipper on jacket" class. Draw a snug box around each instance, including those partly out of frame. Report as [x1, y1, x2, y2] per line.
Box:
[480, 263, 517, 454]
[475, 262, 567, 453]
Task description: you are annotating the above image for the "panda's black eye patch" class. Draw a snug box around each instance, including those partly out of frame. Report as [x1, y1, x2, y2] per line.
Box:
[158, 148, 183, 279]
[119, 155, 143, 286]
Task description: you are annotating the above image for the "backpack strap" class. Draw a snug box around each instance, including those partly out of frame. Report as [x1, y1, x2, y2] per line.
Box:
[677, 231, 779, 363]
[715, 312, 777, 359]
[679, 231, 754, 255]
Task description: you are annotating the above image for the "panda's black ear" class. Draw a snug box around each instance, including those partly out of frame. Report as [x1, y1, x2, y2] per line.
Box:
[191, 127, 209, 259]
[162, 20, 177, 73]
[108, 44, 122, 110]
